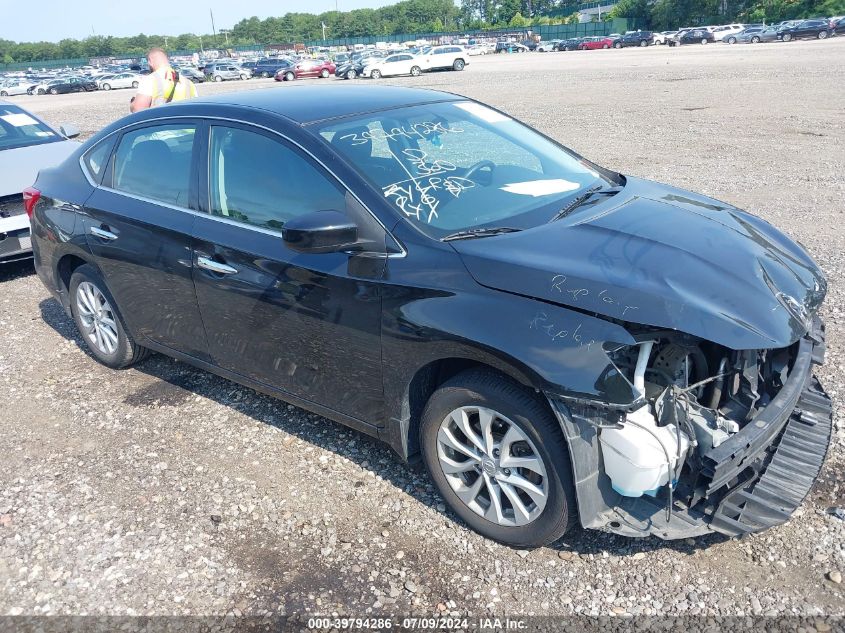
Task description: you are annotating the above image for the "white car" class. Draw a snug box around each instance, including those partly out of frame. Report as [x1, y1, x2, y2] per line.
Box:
[652, 31, 677, 45]
[420, 45, 469, 72]
[466, 45, 487, 56]
[362, 53, 424, 79]
[97, 72, 141, 91]
[710, 24, 745, 41]
[0, 80, 29, 97]
[0, 101, 80, 263]
[536, 40, 560, 52]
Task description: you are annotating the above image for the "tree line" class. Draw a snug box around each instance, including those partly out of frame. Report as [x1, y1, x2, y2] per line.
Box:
[2, 0, 842, 64]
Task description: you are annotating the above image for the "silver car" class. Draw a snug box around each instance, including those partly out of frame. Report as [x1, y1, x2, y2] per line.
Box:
[206, 63, 250, 82]
[0, 102, 79, 263]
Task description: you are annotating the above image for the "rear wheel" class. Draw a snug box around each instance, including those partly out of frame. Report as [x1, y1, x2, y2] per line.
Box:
[410, 65, 421, 76]
[783, 33, 792, 41]
[214, 75, 223, 82]
[602, 44, 609, 49]
[640, 39, 648, 47]
[371, 69, 382, 79]
[420, 369, 577, 547]
[727, 36, 737, 44]
[614, 42, 622, 49]
[320, 69, 330, 78]
[0, 91, 7, 97]
[69, 265, 149, 369]
[701, 38, 708, 44]
[131, 80, 139, 88]
[751, 36, 761, 43]
[49, 88, 58, 95]
[284, 71, 295, 81]
[453, 58, 465, 71]
[818, 30, 828, 39]
[261, 71, 270, 78]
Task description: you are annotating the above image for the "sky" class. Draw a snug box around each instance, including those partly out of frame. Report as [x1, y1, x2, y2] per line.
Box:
[0, 0, 390, 43]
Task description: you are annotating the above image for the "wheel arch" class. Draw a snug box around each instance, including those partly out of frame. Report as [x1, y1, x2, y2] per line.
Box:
[55, 252, 101, 315]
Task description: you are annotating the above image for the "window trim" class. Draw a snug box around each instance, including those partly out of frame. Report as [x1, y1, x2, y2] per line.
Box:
[77, 114, 406, 258]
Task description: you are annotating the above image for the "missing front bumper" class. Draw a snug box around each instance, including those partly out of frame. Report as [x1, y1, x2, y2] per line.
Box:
[549, 318, 833, 539]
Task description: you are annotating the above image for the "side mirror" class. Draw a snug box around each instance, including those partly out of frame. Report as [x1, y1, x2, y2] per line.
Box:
[60, 124, 80, 139]
[283, 210, 358, 254]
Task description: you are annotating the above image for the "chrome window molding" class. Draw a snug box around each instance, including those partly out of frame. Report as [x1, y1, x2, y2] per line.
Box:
[77, 113, 407, 258]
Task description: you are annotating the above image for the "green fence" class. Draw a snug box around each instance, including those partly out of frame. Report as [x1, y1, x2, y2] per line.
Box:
[1, 57, 88, 71]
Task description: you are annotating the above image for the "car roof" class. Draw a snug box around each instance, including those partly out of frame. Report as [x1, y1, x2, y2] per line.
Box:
[186, 84, 461, 124]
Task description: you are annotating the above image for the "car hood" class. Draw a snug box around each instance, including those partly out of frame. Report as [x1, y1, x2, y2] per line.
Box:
[451, 177, 826, 350]
[0, 140, 79, 197]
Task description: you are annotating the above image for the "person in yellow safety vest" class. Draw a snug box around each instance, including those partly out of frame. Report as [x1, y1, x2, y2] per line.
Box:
[130, 47, 197, 113]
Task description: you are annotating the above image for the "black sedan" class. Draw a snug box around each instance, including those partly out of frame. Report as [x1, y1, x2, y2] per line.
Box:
[777, 18, 833, 41]
[618, 30, 654, 47]
[28, 86, 831, 547]
[670, 28, 716, 45]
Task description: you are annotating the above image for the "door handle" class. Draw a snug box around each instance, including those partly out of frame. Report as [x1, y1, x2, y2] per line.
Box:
[196, 255, 238, 275]
[89, 225, 118, 241]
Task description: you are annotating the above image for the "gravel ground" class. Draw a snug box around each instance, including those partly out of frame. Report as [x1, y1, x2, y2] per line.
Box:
[1, 39, 844, 618]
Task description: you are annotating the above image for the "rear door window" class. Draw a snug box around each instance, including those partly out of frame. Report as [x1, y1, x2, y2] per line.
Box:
[111, 124, 197, 207]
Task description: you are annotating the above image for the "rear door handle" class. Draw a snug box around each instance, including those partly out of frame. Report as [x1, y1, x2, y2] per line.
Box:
[89, 225, 118, 241]
[196, 255, 238, 275]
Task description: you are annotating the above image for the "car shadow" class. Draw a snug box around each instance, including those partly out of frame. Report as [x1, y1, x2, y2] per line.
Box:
[38, 296, 726, 557]
[0, 258, 35, 282]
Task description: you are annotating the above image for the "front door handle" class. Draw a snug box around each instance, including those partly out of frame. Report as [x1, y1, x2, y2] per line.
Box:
[89, 225, 118, 241]
[196, 255, 238, 275]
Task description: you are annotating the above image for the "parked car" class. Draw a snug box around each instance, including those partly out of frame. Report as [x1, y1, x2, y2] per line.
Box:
[778, 19, 833, 40]
[652, 31, 677, 45]
[32, 77, 98, 95]
[619, 30, 654, 47]
[205, 63, 250, 82]
[494, 41, 528, 53]
[535, 40, 560, 52]
[710, 24, 746, 41]
[362, 54, 423, 79]
[334, 53, 384, 80]
[97, 72, 141, 91]
[276, 59, 336, 81]
[731, 26, 779, 43]
[578, 36, 614, 50]
[28, 85, 831, 547]
[420, 46, 468, 71]
[834, 17, 845, 34]
[0, 80, 30, 97]
[177, 67, 206, 83]
[559, 38, 584, 51]
[253, 58, 294, 78]
[0, 101, 79, 263]
[670, 28, 716, 45]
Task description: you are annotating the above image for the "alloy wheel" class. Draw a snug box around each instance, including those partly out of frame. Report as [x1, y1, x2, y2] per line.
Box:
[436, 406, 549, 527]
[75, 281, 119, 356]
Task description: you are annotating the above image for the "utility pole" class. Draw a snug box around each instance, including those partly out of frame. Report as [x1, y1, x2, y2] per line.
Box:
[321, 21, 327, 41]
[210, 8, 218, 48]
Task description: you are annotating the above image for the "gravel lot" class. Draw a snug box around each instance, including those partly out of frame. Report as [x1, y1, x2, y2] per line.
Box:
[2, 40, 844, 618]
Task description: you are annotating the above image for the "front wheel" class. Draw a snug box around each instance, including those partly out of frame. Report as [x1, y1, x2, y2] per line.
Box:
[370, 69, 382, 79]
[240, 74, 248, 80]
[640, 39, 648, 47]
[410, 65, 421, 76]
[49, 88, 58, 95]
[701, 38, 708, 45]
[783, 33, 792, 41]
[751, 36, 761, 43]
[602, 44, 609, 49]
[261, 71, 270, 78]
[320, 69, 329, 78]
[37, 88, 45, 95]
[346, 69, 357, 80]
[285, 71, 295, 81]
[0, 91, 6, 97]
[214, 75, 223, 82]
[727, 36, 737, 44]
[420, 369, 577, 547]
[614, 42, 622, 49]
[131, 80, 139, 88]
[453, 58, 465, 71]
[818, 31, 828, 39]
[69, 265, 149, 369]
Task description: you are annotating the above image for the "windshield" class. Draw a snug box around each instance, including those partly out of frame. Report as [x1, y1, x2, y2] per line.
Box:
[314, 101, 618, 237]
[0, 105, 61, 151]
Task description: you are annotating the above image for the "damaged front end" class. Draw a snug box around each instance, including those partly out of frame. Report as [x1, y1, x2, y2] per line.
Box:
[548, 316, 833, 539]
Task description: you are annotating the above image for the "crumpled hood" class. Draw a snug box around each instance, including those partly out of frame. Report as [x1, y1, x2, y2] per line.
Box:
[452, 177, 826, 350]
[0, 140, 78, 197]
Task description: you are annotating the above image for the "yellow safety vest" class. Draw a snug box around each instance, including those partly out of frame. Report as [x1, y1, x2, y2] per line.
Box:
[149, 66, 196, 106]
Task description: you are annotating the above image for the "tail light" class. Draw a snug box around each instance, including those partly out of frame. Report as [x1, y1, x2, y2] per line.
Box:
[22, 187, 41, 219]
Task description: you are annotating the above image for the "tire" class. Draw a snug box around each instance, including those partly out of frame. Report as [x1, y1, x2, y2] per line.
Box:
[614, 42, 622, 49]
[69, 264, 150, 369]
[701, 38, 708, 45]
[783, 33, 792, 42]
[727, 36, 737, 44]
[420, 369, 577, 548]
[640, 39, 647, 47]
[102, 83, 111, 91]
[410, 65, 421, 76]
[346, 69, 357, 80]
[261, 71, 270, 78]
[818, 31, 828, 39]
[0, 91, 7, 97]
[371, 69, 382, 79]
[214, 75, 223, 82]
[751, 36, 760, 43]
[320, 69, 329, 78]
[602, 44, 609, 49]
[453, 58, 465, 71]
[37, 88, 45, 95]
[284, 71, 295, 81]
[240, 74, 248, 80]
[131, 81, 138, 88]
[49, 88, 58, 95]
